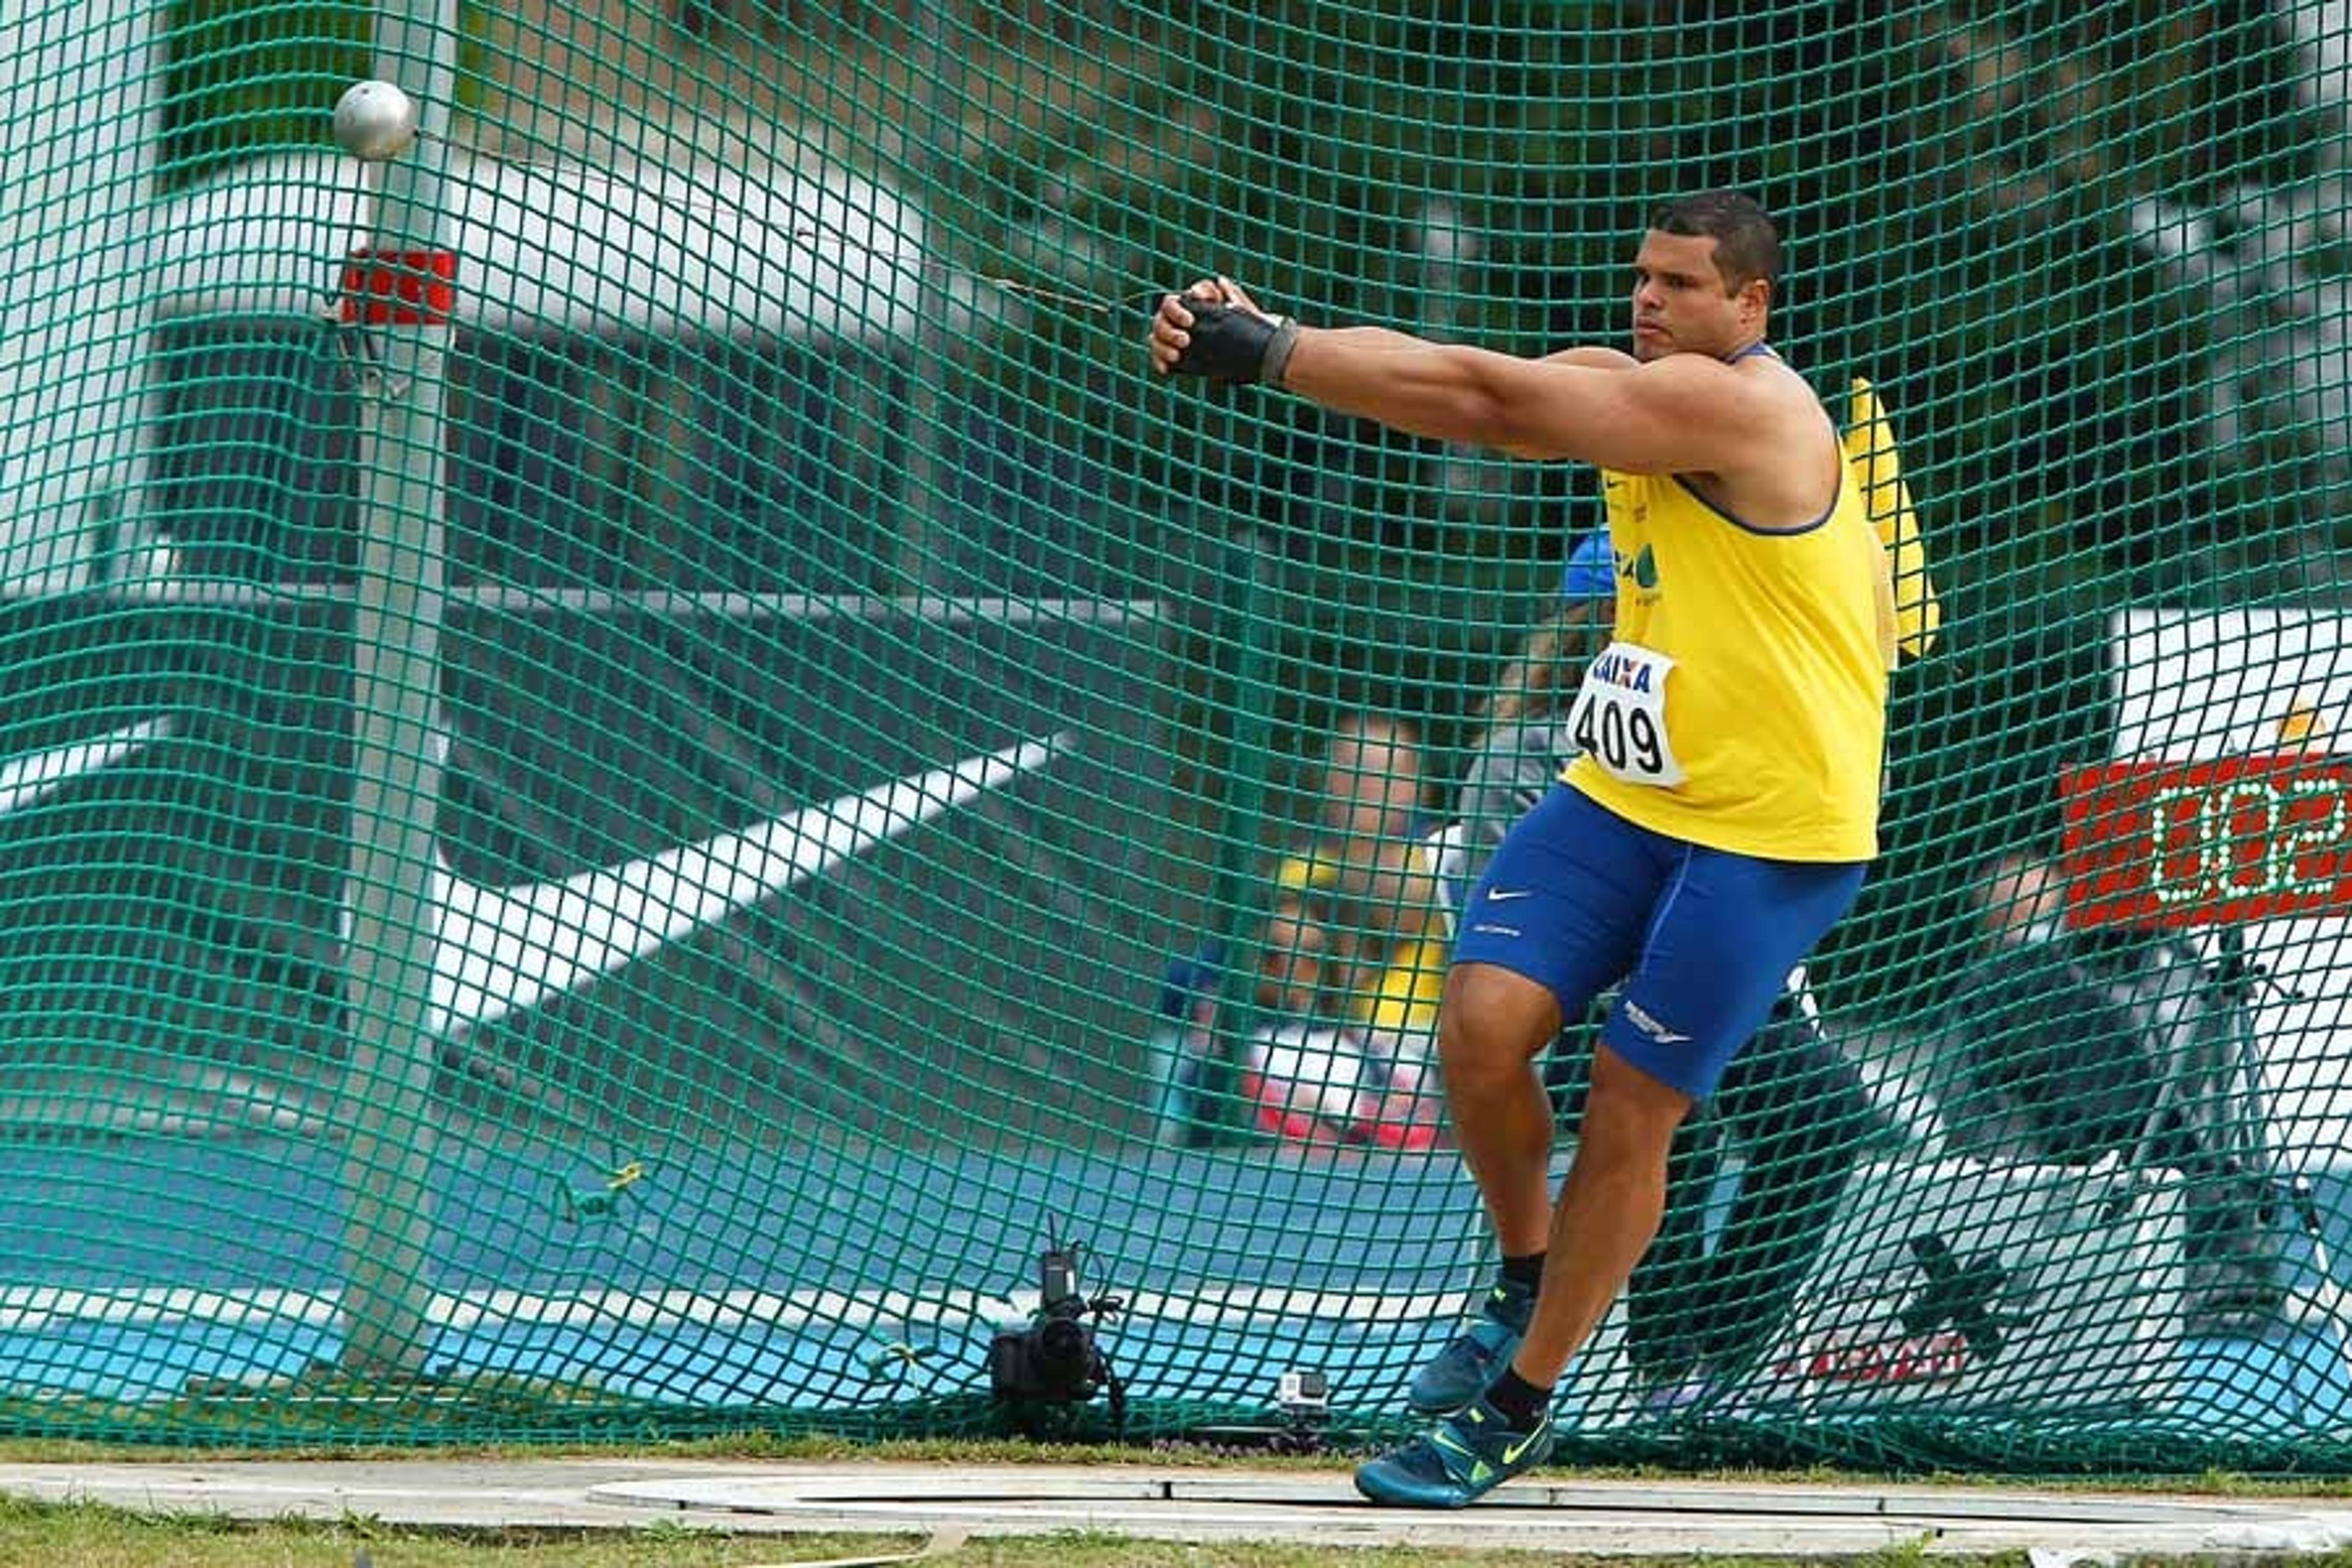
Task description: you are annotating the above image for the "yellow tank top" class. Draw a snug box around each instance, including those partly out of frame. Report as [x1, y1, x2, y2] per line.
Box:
[1564, 442, 1888, 863]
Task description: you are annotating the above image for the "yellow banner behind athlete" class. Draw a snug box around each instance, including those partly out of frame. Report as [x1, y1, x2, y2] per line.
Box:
[1843, 378, 1940, 665]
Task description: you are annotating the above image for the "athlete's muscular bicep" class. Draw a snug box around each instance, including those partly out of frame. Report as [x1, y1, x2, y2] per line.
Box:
[1493, 345, 1633, 459]
[1279, 330, 1776, 472]
[1490, 354, 1784, 471]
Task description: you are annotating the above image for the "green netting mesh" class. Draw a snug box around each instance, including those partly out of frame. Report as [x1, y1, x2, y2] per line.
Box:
[5, 0, 2352, 1471]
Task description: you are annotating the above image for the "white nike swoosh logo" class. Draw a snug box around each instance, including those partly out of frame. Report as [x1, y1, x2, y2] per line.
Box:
[428, 731, 1072, 1033]
[1484, 888, 1532, 902]
[0, 717, 1071, 1036]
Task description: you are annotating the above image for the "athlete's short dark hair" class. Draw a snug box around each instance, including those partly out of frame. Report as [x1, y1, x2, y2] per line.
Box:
[1651, 190, 1783, 296]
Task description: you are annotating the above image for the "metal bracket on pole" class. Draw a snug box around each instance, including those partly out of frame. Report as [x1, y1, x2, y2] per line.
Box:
[325, 247, 454, 399]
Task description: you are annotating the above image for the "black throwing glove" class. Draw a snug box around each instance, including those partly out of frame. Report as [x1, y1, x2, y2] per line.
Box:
[1170, 302, 1302, 387]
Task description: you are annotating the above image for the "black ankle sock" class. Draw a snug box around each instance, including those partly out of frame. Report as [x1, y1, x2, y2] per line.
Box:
[1499, 1251, 1546, 1291]
[1485, 1367, 1552, 1430]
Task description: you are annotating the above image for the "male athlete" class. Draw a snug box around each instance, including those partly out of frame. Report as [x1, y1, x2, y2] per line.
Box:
[1148, 191, 1898, 1507]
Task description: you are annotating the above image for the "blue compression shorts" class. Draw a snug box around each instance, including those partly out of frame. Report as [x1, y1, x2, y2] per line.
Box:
[1450, 784, 1867, 1100]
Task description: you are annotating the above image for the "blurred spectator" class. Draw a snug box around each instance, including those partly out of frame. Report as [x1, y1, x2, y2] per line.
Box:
[1239, 712, 1447, 1148]
[1945, 848, 2287, 1330]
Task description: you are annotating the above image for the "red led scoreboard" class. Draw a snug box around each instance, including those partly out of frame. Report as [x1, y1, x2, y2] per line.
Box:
[2062, 754, 2352, 929]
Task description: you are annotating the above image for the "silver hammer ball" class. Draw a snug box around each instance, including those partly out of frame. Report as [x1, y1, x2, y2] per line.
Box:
[333, 80, 419, 162]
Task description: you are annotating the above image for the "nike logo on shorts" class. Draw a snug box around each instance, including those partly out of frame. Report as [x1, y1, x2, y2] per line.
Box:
[1621, 998, 1692, 1046]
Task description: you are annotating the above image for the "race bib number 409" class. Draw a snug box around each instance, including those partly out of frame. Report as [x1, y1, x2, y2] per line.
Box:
[1567, 642, 1685, 786]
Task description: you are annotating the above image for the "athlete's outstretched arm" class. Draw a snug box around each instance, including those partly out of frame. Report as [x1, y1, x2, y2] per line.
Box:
[1147, 281, 1771, 474]
[1282, 329, 1740, 471]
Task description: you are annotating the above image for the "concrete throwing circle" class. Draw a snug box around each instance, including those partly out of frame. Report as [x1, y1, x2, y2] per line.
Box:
[588, 1464, 2352, 1554]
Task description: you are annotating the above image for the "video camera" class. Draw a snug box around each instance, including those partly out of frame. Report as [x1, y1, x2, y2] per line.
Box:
[988, 1244, 1125, 1433]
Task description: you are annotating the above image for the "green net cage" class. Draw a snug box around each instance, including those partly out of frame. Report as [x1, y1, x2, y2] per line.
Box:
[4, 0, 2352, 1471]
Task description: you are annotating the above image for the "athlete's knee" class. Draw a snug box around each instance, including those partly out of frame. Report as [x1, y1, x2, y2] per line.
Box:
[1437, 963, 1559, 1091]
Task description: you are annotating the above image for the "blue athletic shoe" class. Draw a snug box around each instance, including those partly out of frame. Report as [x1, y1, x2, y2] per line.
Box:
[1354, 1395, 1556, 1509]
[1408, 1277, 1536, 1415]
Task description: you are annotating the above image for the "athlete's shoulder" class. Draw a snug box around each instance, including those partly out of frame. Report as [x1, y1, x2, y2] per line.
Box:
[1645, 349, 1821, 444]
[1737, 349, 1841, 428]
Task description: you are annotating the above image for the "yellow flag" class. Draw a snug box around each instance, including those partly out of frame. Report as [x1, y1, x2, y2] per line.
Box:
[1843, 378, 1940, 665]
